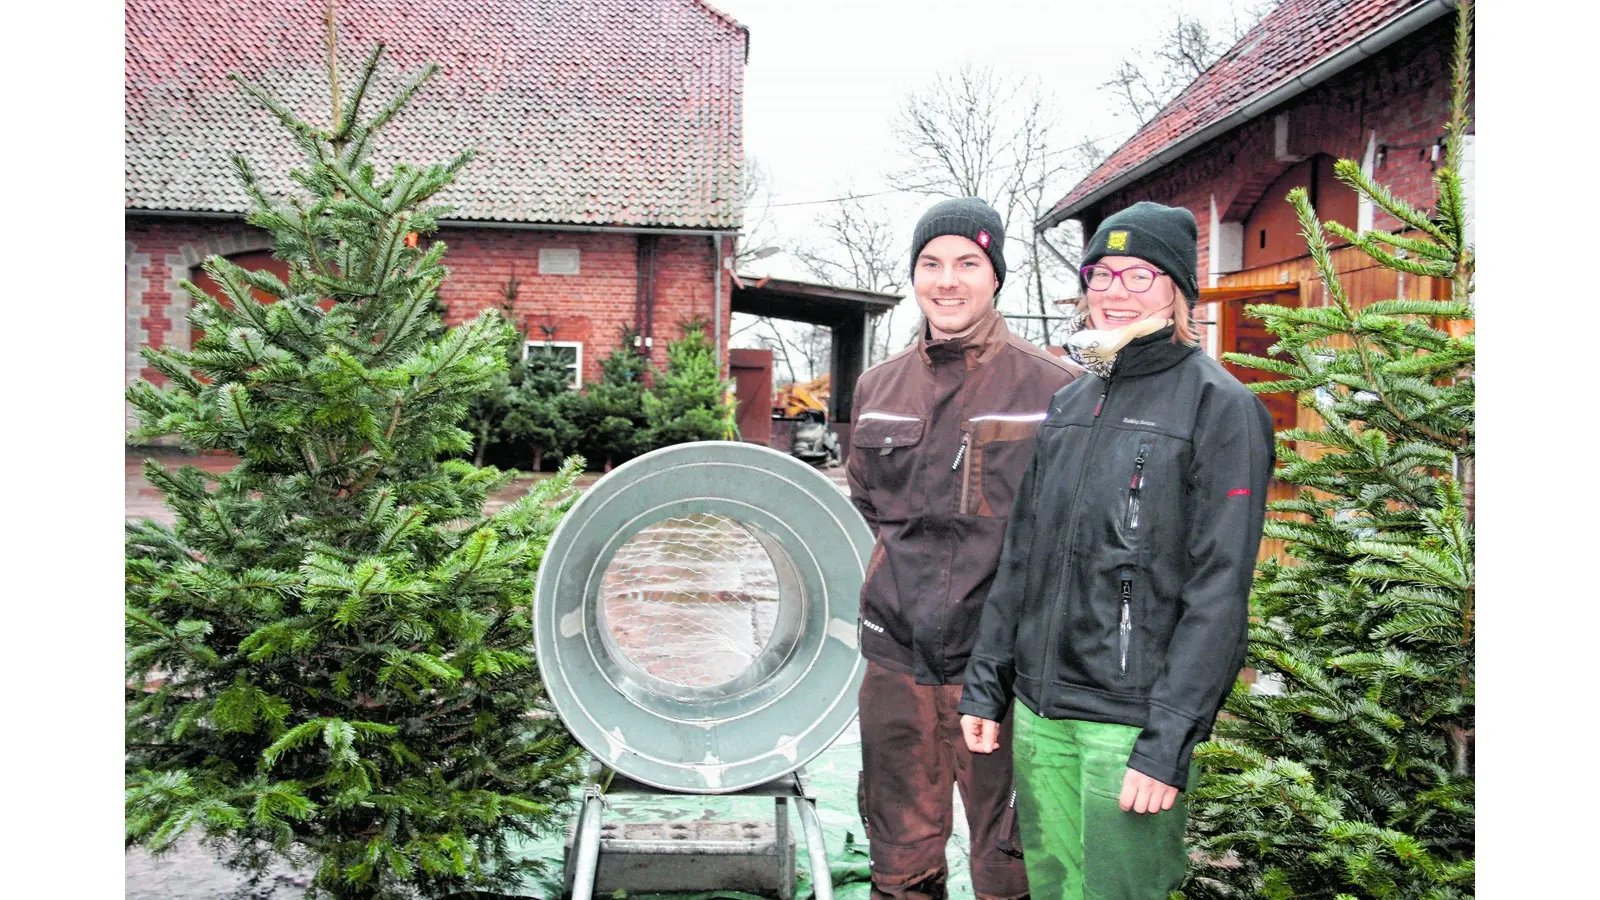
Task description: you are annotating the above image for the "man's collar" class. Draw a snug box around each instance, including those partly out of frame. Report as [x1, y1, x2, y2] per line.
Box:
[917, 308, 1010, 369]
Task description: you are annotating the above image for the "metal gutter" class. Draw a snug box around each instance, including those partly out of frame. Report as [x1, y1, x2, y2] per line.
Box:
[125, 209, 246, 221]
[127, 208, 738, 237]
[441, 219, 738, 236]
[713, 234, 724, 371]
[1036, 0, 1457, 232]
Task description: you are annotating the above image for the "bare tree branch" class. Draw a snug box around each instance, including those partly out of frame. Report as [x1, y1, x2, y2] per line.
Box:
[791, 194, 908, 364]
[734, 156, 781, 269]
[1101, 4, 1280, 126]
[888, 66, 1097, 346]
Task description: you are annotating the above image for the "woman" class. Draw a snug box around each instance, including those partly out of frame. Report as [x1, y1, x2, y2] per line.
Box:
[957, 201, 1275, 899]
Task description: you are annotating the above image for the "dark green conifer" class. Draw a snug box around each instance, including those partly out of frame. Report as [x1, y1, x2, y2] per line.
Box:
[642, 317, 738, 447]
[567, 325, 651, 469]
[1184, 4, 1474, 898]
[124, 23, 581, 900]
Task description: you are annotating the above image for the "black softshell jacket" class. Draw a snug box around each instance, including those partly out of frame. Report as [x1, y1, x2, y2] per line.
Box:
[958, 329, 1274, 790]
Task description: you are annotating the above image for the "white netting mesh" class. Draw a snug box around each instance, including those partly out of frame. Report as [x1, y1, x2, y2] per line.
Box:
[600, 514, 781, 688]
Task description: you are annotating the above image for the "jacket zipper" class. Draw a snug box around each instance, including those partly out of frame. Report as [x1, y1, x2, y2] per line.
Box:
[1119, 577, 1133, 678]
[1125, 443, 1149, 529]
[953, 433, 972, 513]
[1038, 385, 1111, 708]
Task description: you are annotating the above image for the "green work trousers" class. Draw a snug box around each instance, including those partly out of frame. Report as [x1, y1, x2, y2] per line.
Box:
[1011, 703, 1192, 900]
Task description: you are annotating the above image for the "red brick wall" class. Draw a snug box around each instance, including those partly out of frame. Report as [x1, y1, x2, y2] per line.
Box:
[1080, 17, 1471, 276]
[124, 219, 733, 394]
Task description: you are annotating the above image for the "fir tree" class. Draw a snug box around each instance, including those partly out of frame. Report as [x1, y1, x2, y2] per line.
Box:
[124, 23, 583, 900]
[503, 341, 580, 472]
[464, 276, 528, 467]
[1183, 4, 1474, 898]
[567, 324, 651, 469]
[642, 317, 739, 447]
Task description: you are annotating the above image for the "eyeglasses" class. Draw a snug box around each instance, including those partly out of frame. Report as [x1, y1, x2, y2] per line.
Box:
[1080, 264, 1167, 294]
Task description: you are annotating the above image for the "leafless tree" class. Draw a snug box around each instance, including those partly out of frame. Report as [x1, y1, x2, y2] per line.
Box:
[791, 194, 909, 363]
[1102, 2, 1281, 126]
[734, 156, 781, 269]
[728, 156, 833, 384]
[890, 65, 1100, 346]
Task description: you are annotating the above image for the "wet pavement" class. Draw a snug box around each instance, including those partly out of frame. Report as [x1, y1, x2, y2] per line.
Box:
[123, 450, 988, 900]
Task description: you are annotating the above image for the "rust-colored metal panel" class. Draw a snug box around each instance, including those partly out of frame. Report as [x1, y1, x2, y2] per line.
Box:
[729, 348, 773, 446]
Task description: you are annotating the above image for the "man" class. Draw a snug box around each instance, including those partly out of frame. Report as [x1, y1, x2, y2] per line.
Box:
[958, 201, 1275, 899]
[848, 197, 1083, 900]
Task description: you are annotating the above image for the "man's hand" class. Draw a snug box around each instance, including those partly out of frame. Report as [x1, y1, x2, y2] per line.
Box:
[960, 715, 1000, 754]
[1119, 767, 1178, 814]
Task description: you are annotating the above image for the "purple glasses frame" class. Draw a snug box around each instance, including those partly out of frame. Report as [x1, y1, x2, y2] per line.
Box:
[1079, 263, 1168, 294]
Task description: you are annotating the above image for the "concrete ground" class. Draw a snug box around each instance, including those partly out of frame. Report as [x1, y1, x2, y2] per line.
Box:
[124, 450, 991, 900]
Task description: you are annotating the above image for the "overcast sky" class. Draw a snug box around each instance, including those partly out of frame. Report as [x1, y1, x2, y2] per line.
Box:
[710, 0, 1259, 275]
[707, 0, 1263, 357]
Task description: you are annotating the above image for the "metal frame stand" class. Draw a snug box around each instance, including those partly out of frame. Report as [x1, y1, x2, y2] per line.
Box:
[567, 762, 835, 900]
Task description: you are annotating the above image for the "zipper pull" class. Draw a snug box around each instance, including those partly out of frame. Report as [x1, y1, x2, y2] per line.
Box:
[951, 432, 970, 470]
[1126, 444, 1149, 528]
[1093, 389, 1108, 417]
[1119, 578, 1133, 676]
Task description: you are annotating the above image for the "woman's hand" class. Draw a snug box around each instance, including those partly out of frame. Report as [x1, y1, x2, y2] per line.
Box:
[1119, 767, 1178, 814]
[961, 714, 1000, 754]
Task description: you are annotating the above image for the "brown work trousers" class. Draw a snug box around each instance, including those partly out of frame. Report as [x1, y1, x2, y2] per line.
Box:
[858, 661, 1030, 900]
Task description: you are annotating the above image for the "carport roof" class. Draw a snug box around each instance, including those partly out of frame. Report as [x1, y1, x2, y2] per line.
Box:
[731, 276, 903, 328]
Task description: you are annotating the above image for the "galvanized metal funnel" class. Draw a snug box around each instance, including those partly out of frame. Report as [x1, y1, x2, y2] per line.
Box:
[534, 441, 873, 793]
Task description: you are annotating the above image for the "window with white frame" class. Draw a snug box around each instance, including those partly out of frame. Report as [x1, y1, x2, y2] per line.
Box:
[523, 341, 583, 390]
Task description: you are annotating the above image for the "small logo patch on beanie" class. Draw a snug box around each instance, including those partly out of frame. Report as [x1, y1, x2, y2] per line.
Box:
[1107, 230, 1129, 251]
[977, 230, 991, 248]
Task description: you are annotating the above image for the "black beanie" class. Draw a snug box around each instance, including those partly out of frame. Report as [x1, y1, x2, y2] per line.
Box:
[1081, 201, 1200, 308]
[909, 197, 1007, 291]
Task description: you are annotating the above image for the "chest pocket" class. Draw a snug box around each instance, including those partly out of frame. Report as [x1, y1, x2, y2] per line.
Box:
[960, 413, 1045, 518]
[854, 412, 926, 517]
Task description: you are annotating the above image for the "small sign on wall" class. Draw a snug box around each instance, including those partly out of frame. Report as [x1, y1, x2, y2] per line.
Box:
[539, 248, 581, 275]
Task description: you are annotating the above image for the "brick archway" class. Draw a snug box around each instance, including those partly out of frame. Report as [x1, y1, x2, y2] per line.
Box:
[165, 231, 277, 353]
[1220, 159, 1300, 223]
[126, 228, 276, 421]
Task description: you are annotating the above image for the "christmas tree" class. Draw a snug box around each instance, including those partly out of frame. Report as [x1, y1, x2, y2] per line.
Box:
[464, 276, 530, 467]
[642, 317, 739, 446]
[503, 340, 581, 472]
[566, 324, 651, 470]
[124, 21, 582, 900]
[1183, 3, 1474, 898]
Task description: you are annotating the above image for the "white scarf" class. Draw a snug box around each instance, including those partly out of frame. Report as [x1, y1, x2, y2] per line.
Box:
[1063, 312, 1173, 379]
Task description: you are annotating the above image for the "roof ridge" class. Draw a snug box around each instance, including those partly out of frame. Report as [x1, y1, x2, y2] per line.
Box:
[1041, 0, 1440, 228]
[126, 0, 748, 229]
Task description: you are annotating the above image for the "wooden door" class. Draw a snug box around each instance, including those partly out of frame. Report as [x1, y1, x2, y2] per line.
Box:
[728, 348, 773, 446]
[1219, 290, 1298, 435]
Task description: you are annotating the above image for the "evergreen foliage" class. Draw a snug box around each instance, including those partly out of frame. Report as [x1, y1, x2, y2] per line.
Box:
[642, 317, 739, 447]
[463, 286, 525, 467]
[124, 31, 583, 900]
[503, 341, 581, 472]
[1183, 4, 1474, 899]
[565, 325, 651, 469]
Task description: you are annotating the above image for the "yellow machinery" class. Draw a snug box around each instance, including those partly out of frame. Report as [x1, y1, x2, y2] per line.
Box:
[773, 374, 831, 420]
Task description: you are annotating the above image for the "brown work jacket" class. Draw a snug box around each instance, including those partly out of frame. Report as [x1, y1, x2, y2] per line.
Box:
[847, 309, 1082, 684]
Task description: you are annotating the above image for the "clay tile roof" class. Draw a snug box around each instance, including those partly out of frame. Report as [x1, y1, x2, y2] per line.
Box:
[125, 0, 747, 229]
[1040, 0, 1443, 229]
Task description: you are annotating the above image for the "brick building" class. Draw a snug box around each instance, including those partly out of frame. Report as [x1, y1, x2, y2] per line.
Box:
[1041, 0, 1471, 428]
[1039, 0, 1472, 558]
[125, 0, 748, 428]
